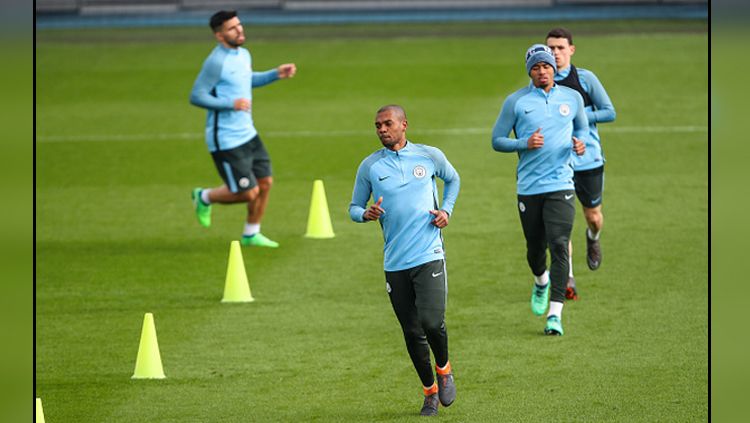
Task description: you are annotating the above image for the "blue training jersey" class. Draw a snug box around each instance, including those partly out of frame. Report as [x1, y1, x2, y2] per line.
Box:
[349, 142, 460, 272]
[491, 83, 590, 195]
[555, 66, 616, 171]
[189, 44, 279, 152]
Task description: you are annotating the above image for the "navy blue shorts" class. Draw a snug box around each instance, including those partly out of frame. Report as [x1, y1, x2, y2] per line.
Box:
[573, 165, 604, 208]
[211, 135, 272, 193]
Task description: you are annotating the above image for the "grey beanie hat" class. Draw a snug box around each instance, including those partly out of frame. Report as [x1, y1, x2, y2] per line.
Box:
[525, 44, 557, 75]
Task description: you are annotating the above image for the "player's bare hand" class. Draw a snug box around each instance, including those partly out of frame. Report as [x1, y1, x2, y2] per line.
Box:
[278, 63, 297, 79]
[429, 210, 449, 228]
[233, 98, 251, 111]
[363, 196, 385, 221]
[527, 128, 544, 149]
[572, 136, 585, 156]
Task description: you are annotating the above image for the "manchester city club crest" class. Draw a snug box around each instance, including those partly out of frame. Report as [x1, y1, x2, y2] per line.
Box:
[519, 201, 526, 212]
[413, 165, 427, 178]
[239, 177, 250, 188]
[559, 104, 570, 116]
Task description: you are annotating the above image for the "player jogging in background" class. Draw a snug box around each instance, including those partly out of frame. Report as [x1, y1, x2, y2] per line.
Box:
[546, 27, 617, 299]
[491, 45, 587, 336]
[349, 105, 460, 416]
[189, 10, 296, 247]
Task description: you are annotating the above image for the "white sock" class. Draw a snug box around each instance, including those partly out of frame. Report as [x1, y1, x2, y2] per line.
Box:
[587, 228, 600, 241]
[548, 301, 563, 319]
[534, 270, 549, 286]
[568, 254, 574, 277]
[243, 223, 260, 237]
[200, 188, 212, 205]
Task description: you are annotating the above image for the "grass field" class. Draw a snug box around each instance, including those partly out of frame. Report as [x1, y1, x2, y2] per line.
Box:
[36, 20, 708, 422]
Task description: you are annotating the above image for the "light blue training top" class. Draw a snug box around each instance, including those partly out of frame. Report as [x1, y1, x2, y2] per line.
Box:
[349, 142, 460, 272]
[190, 44, 279, 152]
[491, 83, 590, 195]
[555, 66, 616, 171]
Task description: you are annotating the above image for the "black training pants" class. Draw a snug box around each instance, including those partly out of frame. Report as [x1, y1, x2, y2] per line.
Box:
[517, 190, 576, 303]
[385, 259, 448, 388]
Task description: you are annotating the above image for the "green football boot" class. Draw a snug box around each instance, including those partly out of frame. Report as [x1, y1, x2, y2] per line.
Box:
[241, 233, 279, 248]
[191, 188, 211, 228]
[530, 282, 549, 316]
[544, 315, 564, 336]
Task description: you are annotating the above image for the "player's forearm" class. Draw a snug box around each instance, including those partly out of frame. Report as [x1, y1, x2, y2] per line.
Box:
[492, 136, 526, 152]
[573, 98, 590, 133]
[252, 69, 280, 88]
[349, 204, 367, 222]
[441, 178, 460, 215]
[573, 105, 590, 141]
[585, 75, 616, 124]
[491, 106, 524, 152]
[587, 106, 616, 124]
[573, 128, 589, 143]
[190, 58, 232, 110]
[189, 90, 234, 110]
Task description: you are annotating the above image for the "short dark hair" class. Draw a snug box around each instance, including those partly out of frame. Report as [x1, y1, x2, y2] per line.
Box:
[210, 10, 237, 32]
[546, 27, 573, 45]
[377, 104, 407, 121]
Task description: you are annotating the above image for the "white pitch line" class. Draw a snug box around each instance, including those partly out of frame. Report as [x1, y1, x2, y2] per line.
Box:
[36, 126, 707, 143]
[606, 126, 708, 133]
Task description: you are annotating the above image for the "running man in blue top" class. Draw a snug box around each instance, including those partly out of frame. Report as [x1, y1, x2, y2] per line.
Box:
[492, 45, 586, 336]
[547, 27, 617, 298]
[349, 105, 460, 416]
[189, 10, 297, 248]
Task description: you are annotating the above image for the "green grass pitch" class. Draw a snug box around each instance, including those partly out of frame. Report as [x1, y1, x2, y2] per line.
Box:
[36, 20, 707, 422]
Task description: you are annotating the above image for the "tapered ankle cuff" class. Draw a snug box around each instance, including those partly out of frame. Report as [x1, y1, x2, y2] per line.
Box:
[436, 361, 452, 375]
[423, 382, 438, 396]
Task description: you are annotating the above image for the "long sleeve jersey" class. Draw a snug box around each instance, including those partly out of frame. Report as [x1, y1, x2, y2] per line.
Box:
[491, 83, 590, 195]
[555, 66, 616, 171]
[189, 44, 279, 152]
[349, 142, 460, 272]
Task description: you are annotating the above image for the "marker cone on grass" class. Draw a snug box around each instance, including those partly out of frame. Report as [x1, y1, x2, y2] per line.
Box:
[132, 313, 166, 379]
[304, 179, 335, 239]
[222, 240, 255, 303]
[36, 398, 45, 423]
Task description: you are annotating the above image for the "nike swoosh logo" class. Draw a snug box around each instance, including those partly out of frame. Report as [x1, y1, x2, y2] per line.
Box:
[524, 109, 533, 114]
[591, 197, 601, 204]
[565, 194, 574, 200]
[432, 272, 443, 277]
[378, 176, 390, 181]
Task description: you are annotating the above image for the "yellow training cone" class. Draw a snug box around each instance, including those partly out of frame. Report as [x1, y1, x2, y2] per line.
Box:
[36, 398, 45, 423]
[222, 240, 255, 303]
[305, 179, 335, 239]
[132, 313, 166, 379]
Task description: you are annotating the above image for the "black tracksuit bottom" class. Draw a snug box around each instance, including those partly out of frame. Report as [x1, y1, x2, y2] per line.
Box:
[385, 259, 448, 388]
[517, 190, 576, 303]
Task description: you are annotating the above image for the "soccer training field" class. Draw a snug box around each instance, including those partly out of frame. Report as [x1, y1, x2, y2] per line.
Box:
[36, 20, 708, 422]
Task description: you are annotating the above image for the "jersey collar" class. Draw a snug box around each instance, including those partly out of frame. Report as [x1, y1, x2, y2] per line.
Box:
[217, 43, 240, 54]
[528, 81, 559, 97]
[383, 140, 411, 155]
